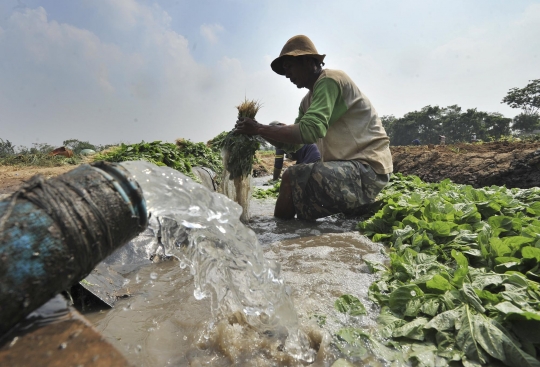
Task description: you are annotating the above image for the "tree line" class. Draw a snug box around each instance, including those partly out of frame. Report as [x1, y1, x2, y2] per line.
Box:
[382, 79, 539, 146]
[0, 138, 113, 157]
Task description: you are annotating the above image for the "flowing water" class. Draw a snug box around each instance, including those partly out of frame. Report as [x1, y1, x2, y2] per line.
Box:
[84, 162, 389, 366]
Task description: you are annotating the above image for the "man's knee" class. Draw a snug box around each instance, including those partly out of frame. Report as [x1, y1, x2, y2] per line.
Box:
[281, 167, 291, 181]
[274, 168, 295, 219]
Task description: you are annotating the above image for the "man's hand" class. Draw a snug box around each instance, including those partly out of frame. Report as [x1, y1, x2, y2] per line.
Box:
[235, 117, 260, 136]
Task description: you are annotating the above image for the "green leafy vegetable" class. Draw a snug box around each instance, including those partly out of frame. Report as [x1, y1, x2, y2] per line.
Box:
[334, 174, 540, 366]
[94, 140, 223, 181]
[252, 181, 281, 199]
[335, 295, 367, 316]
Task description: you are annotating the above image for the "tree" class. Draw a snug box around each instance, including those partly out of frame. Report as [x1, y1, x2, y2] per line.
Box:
[502, 79, 540, 134]
[380, 115, 398, 140]
[502, 79, 540, 116]
[483, 113, 512, 139]
[0, 138, 15, 157]
[512, 113, 540, 134]
[385, 106, 444, 146]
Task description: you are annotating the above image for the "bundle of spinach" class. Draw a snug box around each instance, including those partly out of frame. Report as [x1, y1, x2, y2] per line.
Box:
[334, 174, 540, 367]
[218, 98, 265, 180]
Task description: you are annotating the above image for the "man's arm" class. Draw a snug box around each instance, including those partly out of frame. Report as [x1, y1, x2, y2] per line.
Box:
[235, 78, 341, 145]
[235, 120, 304, 145]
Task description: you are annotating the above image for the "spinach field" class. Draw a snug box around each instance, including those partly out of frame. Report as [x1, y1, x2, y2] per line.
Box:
[337, 174, 540, 367]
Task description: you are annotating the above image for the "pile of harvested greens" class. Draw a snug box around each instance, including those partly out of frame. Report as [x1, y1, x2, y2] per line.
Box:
[217, 98, 265, 179]
[332, 173, 540, 367]
[94, 140, 222, 180]
[252, 181, 281, 199]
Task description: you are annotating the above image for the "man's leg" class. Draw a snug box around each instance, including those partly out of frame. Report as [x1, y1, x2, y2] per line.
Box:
[274, 169, 296, 219]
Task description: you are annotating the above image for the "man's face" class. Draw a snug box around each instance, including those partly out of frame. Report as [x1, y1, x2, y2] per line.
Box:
[282, 56, 311, 89]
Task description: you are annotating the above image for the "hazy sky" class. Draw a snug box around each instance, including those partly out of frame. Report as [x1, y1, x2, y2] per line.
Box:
[1, 0, 539, 147]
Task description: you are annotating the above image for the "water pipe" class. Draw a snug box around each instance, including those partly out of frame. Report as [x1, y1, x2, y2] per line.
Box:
[0, 162, 148, 336]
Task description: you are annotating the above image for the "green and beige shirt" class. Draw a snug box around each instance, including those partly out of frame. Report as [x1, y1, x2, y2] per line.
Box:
[283, 69, 393, 175]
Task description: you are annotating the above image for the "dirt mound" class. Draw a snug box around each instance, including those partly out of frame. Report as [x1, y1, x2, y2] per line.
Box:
[252, 152, 293, 177]
[391, 141, 540, 188]
[0, 165, 78, 195]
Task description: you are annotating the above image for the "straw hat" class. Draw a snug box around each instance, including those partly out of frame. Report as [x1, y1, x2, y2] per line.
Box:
[271, 35, 326, 75]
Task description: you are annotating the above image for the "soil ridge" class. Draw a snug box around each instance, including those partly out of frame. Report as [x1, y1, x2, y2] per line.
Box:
[391, 141, 540, 188]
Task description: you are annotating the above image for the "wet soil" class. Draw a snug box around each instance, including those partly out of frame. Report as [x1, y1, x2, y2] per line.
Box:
[0, 295, 131, 367]
[391, 141, 540, 188]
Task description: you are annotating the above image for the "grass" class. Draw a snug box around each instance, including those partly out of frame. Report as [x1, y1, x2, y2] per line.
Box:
[256, 150, 276, 156]
[0, 153, 85, 167]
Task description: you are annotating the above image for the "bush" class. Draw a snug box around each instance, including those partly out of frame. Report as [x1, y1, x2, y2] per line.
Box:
[0, 139, 15, 157]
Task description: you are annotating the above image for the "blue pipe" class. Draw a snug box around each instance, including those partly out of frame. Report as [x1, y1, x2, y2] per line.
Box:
[0, 162, 147, 336]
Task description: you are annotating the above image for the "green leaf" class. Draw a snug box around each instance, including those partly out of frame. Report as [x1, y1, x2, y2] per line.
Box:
[335, 328, 369, 359]
[522, 246, 540, 262]
[428, 221, 456, 237]
[424, 309, 459, 331]
[473, 314, 540, 367]
[420, 297, 441, 316]
[456, 305, 489, 364]
[502, 236, 535, 252]
[334, 295, 367, 316]
[435, 330, 462, 361]
[474, 289, 499, 305]
[389, 284, 424, 315]
[364, 259, 387, 273]
[526, 201, 540, 215]
[494, 256, 521, 265]
[494, 301, 523, 314]
[392, 317, 429, 341]
[427, 274, 453, 294]
[377, 307, 407, 338]
[489, 237, 512, 257]
[461, 283, 485, 313]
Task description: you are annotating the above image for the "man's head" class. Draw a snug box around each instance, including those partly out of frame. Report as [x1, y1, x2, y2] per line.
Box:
[271, 35, 326, 89]
[279, 55, 324, 89]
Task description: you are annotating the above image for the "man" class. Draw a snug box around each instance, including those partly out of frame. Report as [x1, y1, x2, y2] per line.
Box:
[235, 35, 393, 220]
[439, 135, 446, 145]
[269, 122, 321, 181]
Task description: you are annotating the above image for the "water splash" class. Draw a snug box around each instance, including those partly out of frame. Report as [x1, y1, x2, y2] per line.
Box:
[121, 161, 315, 362]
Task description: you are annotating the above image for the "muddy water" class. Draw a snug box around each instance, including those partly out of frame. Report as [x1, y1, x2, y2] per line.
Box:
[85, 176, 388, 367]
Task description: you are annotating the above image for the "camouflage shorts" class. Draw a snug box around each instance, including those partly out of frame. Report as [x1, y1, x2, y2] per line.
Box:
[288, 160, 389, 220]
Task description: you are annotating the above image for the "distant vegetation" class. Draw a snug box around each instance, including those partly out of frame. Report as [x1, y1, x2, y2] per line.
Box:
[383, 79, 540, 146]
[0, 138, 95, 167]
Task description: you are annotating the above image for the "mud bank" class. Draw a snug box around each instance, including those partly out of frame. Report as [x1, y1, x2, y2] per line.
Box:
[391, 141, 540, 188]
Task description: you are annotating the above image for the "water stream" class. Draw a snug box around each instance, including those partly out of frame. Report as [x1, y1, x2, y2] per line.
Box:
[84, 162, 388, 366]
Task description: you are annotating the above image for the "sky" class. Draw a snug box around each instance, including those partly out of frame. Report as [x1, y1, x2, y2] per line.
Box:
[0, 0, 539, 147]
